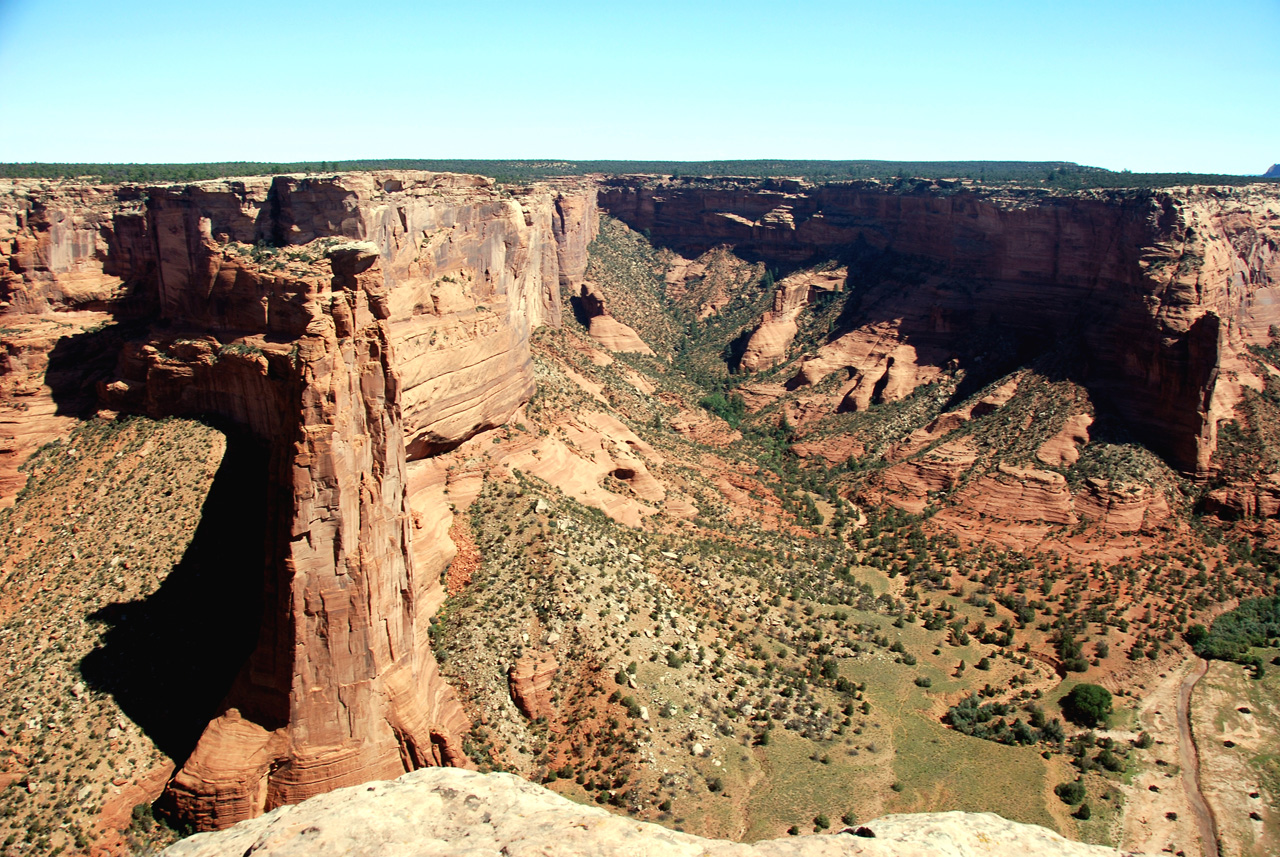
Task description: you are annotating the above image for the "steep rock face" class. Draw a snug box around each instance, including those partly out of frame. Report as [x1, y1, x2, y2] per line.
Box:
[0, 310, 114, 507]
[0, 181, 149, 314]
[600, 178, 1280, 476]
[137, 243, 474, 830]
[1202, 475, 1280, 518]
[552, 188, 599, 293]
[161, 766, 1137, 857]
[0, 172, 599, 829]
[3, 173, 599, 458]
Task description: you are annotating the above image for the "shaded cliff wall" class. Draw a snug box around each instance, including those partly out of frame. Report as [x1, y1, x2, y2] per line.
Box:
[0, 172, 598, 829]
[599, 178, 1280, 474]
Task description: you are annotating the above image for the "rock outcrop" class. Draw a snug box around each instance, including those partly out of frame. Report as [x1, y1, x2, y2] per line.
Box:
[600, 177, 1280, 477]
[965, 464, 1078, 525]
[148, 242, 478, 830]
[507, 653, 558, 721]
[739, 268, 844, 372]
[0, 172, 599, 829]
[1074, 478, 1171, 532]
[1036, 413, 1093, 467]
[577, 281, 654, 354]
[880, 440, 979, 513]
[1202, 475, 1280, 518]
[161, 766, 1140, 857]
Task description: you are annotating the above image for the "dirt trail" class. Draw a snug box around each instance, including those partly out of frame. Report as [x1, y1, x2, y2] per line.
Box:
[1179, 658, 1220, 857]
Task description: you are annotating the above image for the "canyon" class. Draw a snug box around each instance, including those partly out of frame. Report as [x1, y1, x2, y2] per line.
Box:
[599, 176, 1280, 477]
[1, 169, 1279, 856]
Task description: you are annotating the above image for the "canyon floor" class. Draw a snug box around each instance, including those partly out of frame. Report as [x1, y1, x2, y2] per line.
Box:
[2, 200, 1279, 857]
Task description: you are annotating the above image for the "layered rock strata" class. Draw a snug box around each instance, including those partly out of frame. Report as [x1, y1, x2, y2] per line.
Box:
[1202, 476, 1280, 518]
[600, 178, 1280, 476]
[0, 172, 598, 829]
[162, 766, 1139, 857]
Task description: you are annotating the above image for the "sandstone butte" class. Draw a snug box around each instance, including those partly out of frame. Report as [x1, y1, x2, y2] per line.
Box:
[160, 767, 1140, 857]
[2, 170, 1280, 846]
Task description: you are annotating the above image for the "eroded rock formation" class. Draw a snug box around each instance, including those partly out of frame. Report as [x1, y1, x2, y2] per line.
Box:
[577, 281, 655, 354]
[0, 172, 598, 829]
[507, 654, 559, 722]
[739, 267, 844, 372]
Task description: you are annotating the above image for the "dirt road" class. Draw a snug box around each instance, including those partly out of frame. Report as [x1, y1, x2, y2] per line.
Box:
[1179, 658, 1220, 857]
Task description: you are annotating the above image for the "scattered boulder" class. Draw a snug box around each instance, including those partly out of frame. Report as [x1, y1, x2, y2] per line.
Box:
[508, 654, 558, 722]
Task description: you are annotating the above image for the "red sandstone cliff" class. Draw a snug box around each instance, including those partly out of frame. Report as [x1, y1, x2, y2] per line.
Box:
[0, 172, 598, 829]
[600, 178, 1280, 477]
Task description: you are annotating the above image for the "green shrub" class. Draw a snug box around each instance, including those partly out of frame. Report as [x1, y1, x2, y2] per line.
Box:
[1062, 683, 1112, 728]
[1096, 748, 1125, 772]
[1054, 781, 1086, 805]
[1192, 596, 1280, 676]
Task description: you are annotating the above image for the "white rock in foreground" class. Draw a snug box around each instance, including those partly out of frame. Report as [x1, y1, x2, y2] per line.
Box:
[163, 767, 1145, 857]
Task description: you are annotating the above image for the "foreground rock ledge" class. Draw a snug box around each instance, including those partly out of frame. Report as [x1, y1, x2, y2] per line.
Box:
[163, 768, 1142, 857]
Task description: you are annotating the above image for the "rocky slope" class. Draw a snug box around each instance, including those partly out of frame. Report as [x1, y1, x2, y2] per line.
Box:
[0, 172, 598, 831]
[162, 767, 1138, 857]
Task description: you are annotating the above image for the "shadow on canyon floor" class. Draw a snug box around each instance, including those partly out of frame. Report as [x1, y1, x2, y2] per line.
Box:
[78, 435, 269, 763]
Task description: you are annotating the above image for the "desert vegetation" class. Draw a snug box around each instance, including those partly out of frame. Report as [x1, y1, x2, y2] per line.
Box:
[1, 177, 1277, 855]
[3, 159, 1274, 190]
[0, 417, 225, 855]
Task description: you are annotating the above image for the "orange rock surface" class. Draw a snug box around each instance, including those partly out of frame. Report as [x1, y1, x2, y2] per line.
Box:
[739, 268, 844, 372]
[578, 282, 655, 354]
[1036, 413, 1093, 467]
[965, 463, 1077, 526]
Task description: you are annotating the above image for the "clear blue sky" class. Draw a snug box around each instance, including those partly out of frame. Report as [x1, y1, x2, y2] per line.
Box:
[0, 0, 1276, 173]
